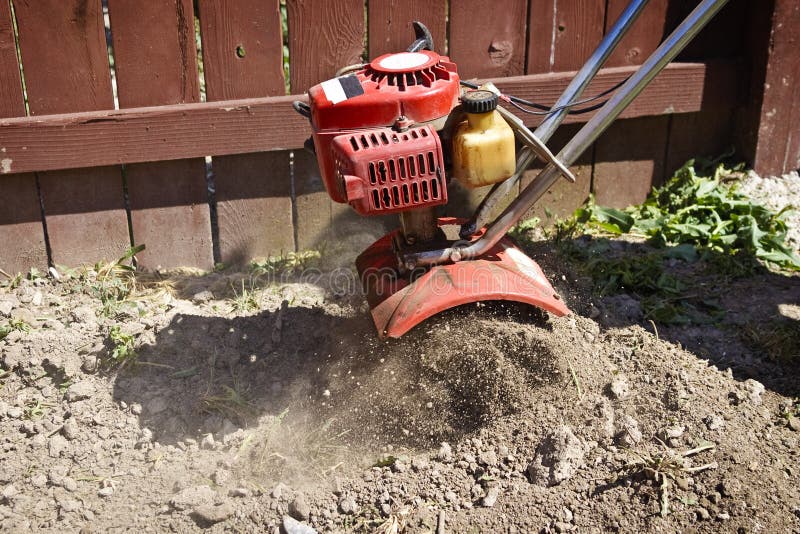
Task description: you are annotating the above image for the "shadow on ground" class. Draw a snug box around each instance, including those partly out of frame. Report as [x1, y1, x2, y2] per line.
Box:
[524, 235, 800, 399]
[110, 300, 564, 460]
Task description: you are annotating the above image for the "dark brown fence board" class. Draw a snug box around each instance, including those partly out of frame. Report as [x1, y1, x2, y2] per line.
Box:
[527, 0, 606, 74]
[0, 62, 742, 175]
[197, 0, 285, 99]
[594, 116, 669, 208]
[13, 0, 129, 267]
[293, 150, 332, 252]
[524, 1, 604, 222]
[198, 0, 293, 263]
[594, 0, 672, 207]
[665, 109, 733, 175]
[0, 0, 46, 273]
[740, 0, 800, 175]
[449, 0, 527, 79]
[108, 0, 212, 270]
[367, 0, 447, 57]
[287, 0, 365, 251]
[286, 0, 364, 93]
[0, 0, 23, 117]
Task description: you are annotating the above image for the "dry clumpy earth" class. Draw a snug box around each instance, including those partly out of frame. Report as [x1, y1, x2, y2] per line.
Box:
[1, 177, 799, 533]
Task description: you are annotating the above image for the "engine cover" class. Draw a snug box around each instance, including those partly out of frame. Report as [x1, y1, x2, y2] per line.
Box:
[331, 125, 447, 216]
[307, 50, 460, 206]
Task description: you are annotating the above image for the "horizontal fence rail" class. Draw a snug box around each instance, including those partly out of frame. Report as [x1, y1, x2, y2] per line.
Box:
[0, 61, 744, 175]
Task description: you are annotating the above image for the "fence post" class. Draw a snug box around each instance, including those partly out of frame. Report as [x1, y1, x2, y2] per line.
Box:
[737, 0, 800, 176]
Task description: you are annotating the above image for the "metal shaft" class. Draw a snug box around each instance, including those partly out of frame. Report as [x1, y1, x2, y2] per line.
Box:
[464, 0, 650, 234]
[407, 0, 730, 268]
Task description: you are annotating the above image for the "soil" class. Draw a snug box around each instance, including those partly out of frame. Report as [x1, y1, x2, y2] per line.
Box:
[1, 174, 799, 533]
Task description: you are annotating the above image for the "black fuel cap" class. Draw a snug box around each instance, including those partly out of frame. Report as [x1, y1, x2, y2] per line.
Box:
[461, 89, 499, 113]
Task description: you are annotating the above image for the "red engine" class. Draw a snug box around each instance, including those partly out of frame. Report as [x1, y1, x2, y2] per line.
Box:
[306, 50, 460, 215]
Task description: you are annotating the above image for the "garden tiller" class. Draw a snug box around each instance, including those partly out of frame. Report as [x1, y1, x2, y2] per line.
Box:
[293, 0, 730, 338]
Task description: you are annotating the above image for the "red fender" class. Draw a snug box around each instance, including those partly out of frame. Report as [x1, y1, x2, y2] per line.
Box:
[356, 219, 571, 338]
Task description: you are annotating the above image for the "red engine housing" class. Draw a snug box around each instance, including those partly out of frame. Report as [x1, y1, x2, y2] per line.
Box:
[307, 50, 460, 210]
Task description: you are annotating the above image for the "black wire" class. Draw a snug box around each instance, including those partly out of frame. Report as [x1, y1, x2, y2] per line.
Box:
[460, 77, 629, 116]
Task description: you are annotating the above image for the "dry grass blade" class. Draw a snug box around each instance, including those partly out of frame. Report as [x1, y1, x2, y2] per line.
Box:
[623, 441, 717, 516]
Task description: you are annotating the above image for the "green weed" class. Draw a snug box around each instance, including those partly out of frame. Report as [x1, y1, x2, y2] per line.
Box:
[106, 325, 138, 368]
[621, 441, 717, 517]
[0, 318, 32, 341]
[82, 245, 145, 317]
[228, 279, 260, 313]
[200, 384, 254, 424]
[558, 158, 799, 324]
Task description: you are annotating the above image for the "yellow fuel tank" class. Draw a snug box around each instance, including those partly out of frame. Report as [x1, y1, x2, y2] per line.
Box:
[452, 89, 516, 188]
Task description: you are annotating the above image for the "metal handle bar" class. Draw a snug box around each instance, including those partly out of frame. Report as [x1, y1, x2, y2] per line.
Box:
[404, 0, 730, 269]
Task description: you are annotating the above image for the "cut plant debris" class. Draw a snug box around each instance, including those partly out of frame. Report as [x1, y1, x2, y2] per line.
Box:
[555, 157, 799, 324]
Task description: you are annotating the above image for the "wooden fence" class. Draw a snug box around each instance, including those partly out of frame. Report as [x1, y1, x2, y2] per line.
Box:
[0, 0, 797, 274]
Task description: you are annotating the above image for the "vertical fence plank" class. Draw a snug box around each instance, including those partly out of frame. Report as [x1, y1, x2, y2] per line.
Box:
[287, 0, 365, 251]
[527, 0, 606, 74]
[13, 0, 129, 267]
[367, 0, 447, 57]
[0, 0, 47, 273]
[198, 0, 293, 264]
[108, 0, 212, 270]
[737, 0, 800, 176]
[522, 1, 605, 222]
[286, 0, 364, 93]
[593, 0, 671, 207]
[449, 0, 527, 79]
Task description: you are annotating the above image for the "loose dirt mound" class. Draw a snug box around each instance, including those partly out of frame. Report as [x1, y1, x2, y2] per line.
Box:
[0, 253, 798, 532]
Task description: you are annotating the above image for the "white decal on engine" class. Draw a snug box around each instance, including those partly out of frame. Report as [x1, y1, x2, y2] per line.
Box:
[321, 78, 347, 105]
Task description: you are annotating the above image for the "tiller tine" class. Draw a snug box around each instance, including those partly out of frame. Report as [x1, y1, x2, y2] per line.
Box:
[356, 220, 570, 338]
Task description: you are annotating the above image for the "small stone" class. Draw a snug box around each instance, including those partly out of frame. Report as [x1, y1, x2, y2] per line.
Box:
[338, 496, 358, 515]
[554, 521, 572, 533]
[527, 426, 585, 487]
[2, 484, 17, 502]
[289, 493, 310, 520]
[130, 403, 143, 416]
[211, 469, 231, 486]
[30, 474, 47, 488]
[271, 483, 285, 499]
[48, 434, 69, 458]
[192, 501, 234, 525]
[608, 376, 630, 400]
[788, 416, 800, 432]
[63, 477, 78, 492]
[200, 433, 215, 450]
[31, 291, 43, 306]
[481, 487, 499, 508]
[696, 507, 711, 520]
[228, 487, 250, 498]
[744, 379, 765, 405]
[444, 491, 458, 503]
[97, 486, 114, 498]
[81, 355, 98, 374]
[661, 425, 685, 440]
[65, 381, 94, 402]
[563, 507, 574, 523]
[717, 512, 730, 521]
[282, 516, 318, 534]
[704, 414, 724, 431]
[0, 299, 14, 317]
[62, 419, 79, 440]
[437, 442, 453, 462]
[170, 485, 215, 511]
[6, 406, 23, 419]
[614, 415, 643, 447]
[191, 290, 214, 304]
[478, 450, 498, 467]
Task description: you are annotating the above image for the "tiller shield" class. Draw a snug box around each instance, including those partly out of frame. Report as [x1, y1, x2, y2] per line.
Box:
[356, 219, 571, 338]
